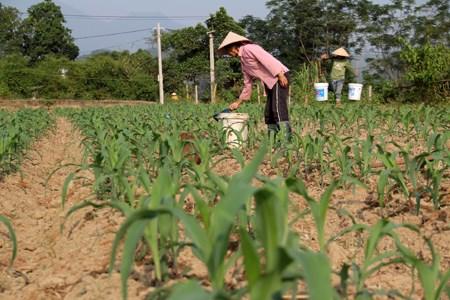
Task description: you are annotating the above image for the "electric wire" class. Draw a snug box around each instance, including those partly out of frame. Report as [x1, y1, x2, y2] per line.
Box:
[74, 28, 153, 40]
[18, 12, 208, 20]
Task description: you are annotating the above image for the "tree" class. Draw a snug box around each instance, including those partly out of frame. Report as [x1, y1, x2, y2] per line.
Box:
[206, 7, 245, 100]
[205, 7, 245, 49]
[161, 7, 244, 101]
[161, 24, 209, 94]
[0, 4, 23, 57]
[239, 15, 272, 51]
[21, 0, 78, 63]
[413, 0, 450, 46]
[362, 0, 449, 84]
[241, 0, 366, 68]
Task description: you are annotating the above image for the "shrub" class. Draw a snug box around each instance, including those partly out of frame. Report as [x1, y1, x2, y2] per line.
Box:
[399, 41, 450, 102]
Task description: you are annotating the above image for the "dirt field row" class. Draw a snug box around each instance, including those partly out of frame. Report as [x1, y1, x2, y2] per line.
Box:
[0, 118, 148, 299]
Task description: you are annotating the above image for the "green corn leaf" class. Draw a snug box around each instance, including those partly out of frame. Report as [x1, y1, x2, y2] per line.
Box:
[171, 207, 209, 261]
[240, 227, 261, 287]
[109, 209, 170, 300]
[168, 280, 212, 300]
[377, 170, 390, 207]
[146, 167, 174, 281]
[206, 143, 267, 287]
[296, 250, 334, 300]
[435, 269, 450, 300]
[0, 215, 17, 267]
[61, 172, 76, 209]
[205, 171, 229, 194]
[120, 220, 148, 300]
[254, 188, 282, 272]
[186, 185, 211, 230]
[251, 272, 283, 300]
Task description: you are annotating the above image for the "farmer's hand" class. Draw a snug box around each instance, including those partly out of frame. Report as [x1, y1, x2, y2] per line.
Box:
[229, 99, 243, 111]
[278, 72, 288, 88]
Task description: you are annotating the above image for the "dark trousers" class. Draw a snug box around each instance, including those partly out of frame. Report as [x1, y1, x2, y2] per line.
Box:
[264, 72, 290, 125]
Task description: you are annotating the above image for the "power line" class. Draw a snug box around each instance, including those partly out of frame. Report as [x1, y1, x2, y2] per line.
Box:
[19, 12, 208, 20]
[64, 14, 208, 20]
[74, 28, 153, 40]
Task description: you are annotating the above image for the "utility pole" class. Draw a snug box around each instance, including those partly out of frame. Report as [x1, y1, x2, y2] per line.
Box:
[208, 31, 216, 103]
[157, 23, 164, 104]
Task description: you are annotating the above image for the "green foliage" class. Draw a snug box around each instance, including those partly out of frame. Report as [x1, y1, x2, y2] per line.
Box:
[162, 7, 244, 101]
[206, 7, 245, 45]
[0, 50, 158, 100]
[0, 54, 35, 98]
[241, 0, 365, 67]
[162, 24, 209, 93]
[21, 0, 79, 62]
[0, 4, 23, 57]
[400, 41, 450, 101]
[0, 109, 54, 178]
[362, 0, 450, 99]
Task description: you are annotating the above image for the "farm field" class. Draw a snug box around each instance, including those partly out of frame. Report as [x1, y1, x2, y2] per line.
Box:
[0, 102, 449, 300]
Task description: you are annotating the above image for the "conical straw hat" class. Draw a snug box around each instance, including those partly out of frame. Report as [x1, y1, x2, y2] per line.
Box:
[332, 47, 350, 57]
[218, 32, 250, 54]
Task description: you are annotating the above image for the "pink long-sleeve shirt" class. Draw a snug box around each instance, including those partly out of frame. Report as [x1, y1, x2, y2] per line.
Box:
[238, 44, 289, 100]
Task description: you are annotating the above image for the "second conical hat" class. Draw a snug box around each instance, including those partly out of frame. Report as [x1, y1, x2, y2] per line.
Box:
[332, 47, 350, 57]
[218, 32, 250, 54]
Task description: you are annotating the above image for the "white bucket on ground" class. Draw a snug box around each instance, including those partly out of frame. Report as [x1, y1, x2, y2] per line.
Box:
[314, 83, 329, 101]
[216, 113, 249, 148]
[348, 83, 363, 100]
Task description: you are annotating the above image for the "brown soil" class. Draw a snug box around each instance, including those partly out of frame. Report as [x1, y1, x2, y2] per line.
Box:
[0, 118, 148, 299]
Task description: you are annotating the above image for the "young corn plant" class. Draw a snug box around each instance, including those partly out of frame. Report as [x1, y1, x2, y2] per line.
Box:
[110, 143, 268, 299]
[332, 219, 436, 299]
[352, 135, 375, 181]
[375, 145, 409, 208]
[396, 238, 450, 300]
[286, 177, 338, 252]
[240, 177, 336, 300]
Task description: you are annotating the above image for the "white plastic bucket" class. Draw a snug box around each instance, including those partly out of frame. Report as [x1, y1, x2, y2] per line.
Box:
[314, 83, 329, 101]
[348, 83, 363, 100]
[216, 113, 249, 148]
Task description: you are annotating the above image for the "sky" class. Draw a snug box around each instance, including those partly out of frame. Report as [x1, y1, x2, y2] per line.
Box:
[4, 0, 269, 55]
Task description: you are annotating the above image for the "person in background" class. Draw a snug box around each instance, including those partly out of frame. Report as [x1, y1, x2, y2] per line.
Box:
[320, 47, 355, 105]
[218, 31, 292, 141]
[170, 92, 179, 101]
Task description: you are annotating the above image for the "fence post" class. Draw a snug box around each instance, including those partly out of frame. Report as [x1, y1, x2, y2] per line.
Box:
[288, 85, 291, 106]
[195, 85, 199, 104]
[257, 83, 261, 104]
[185, 83, 189, 100]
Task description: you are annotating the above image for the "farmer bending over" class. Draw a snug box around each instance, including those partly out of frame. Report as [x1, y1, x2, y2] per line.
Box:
[218, 32, 292, 141]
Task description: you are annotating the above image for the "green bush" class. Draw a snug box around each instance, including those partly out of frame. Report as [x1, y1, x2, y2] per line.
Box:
[0, 54, 36, 98]
[0, 51, 159, 100]
[400, 42, 450, 102]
